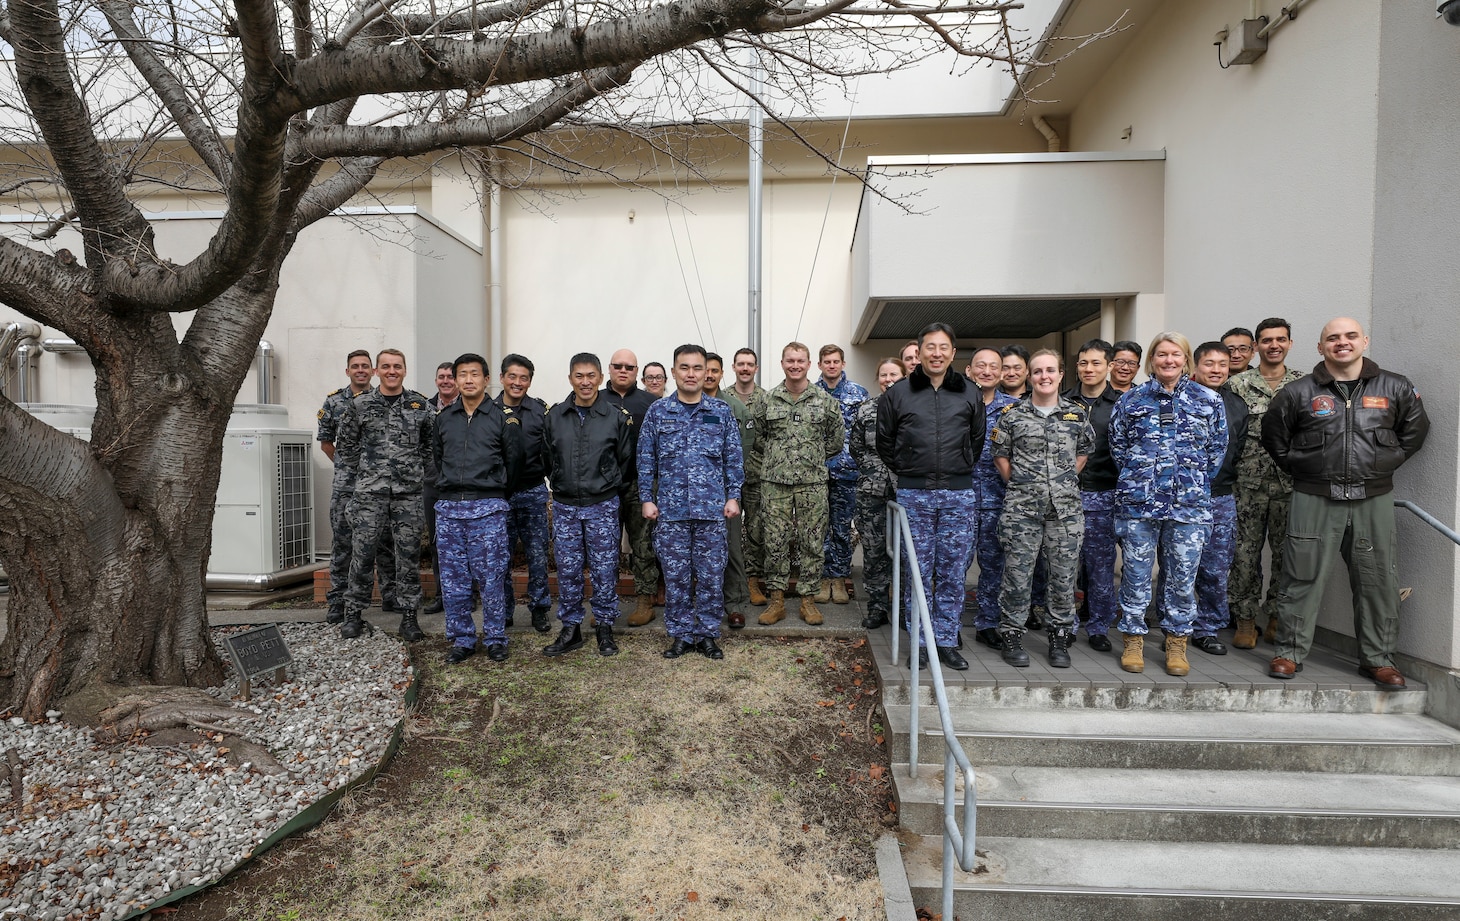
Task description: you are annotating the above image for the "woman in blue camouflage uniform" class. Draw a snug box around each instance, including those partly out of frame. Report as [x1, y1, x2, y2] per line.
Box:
[1108, 333, 1228, 677]
[850, 358, 905, 629]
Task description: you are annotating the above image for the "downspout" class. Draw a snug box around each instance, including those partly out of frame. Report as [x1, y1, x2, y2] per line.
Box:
[1032, 115, 1062, 153]
[41, 338, 85, 353]
[487, 157, 504, 383]
[1, 321, 42, 399]
[256, 340, 275, 404]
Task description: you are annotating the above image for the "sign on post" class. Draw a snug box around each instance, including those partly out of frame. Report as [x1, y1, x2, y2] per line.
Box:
[223, 625, 294, 700]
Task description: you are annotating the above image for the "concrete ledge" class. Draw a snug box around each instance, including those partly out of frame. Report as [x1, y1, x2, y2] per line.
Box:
[1316, 624, 1460, 732]
[876, 833, 918, 921]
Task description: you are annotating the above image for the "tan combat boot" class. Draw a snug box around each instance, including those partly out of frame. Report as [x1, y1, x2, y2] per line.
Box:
[1165, 634, 1190, 677]
[748, 578, 767, 606]
[814, 579, 832, 603]
[1263, 618, 1279, 643]
[1232, 619, 1259, 649]
[627, 594, 655, 627]
[800, 596, 824, 626]
[830, 579, 850, 605]
[1120, 634, 1145, 673]
[758, 590, 787, 625]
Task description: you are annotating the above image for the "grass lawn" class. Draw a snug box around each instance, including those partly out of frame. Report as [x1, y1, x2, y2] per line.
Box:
[169, 633, 894, 921]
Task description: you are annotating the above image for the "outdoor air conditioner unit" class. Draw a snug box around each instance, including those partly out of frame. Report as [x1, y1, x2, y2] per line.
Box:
[4, 404, 316, 590]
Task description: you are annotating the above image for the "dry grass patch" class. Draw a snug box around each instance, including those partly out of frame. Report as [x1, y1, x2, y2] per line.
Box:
[172, 634, 893, 921]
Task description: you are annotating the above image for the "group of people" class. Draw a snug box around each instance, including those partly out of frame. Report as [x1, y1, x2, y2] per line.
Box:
[317, 315, 1427, 688]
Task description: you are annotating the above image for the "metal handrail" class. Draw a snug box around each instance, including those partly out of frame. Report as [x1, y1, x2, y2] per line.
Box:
[1394, 500, 1460, 547]
[885, 500, 978, 921]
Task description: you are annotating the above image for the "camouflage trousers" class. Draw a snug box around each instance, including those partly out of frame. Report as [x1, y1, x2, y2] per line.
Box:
[1230, 484, 1291, 627]
[620, 480, 661, 596]
[855, 493, 894, 617]
[966, 508, 1005, 631]
[760, 481, 828, 593]
[554, 497, 621, 628]
[999, 511, 1083, 636]
[1116, 517, 1210, 637]
[656, 518, 728, 641]
[1194, 494, 1238, 638]
[345, 492, 422, 616]
[328, 488, 396, 613]
[1079, 490, 1118, 637]
[741, 480, 763, 577]
[823, 478, 857, 579]
[723, 512, 749, 608]
[436, 498, 511, 648]
[899, 488, 976, 649]
[502, 483, 552, 616]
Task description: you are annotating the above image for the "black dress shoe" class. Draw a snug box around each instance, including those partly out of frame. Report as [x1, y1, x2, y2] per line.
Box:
[422, 597, 444, 616]
[1087, 633, 1113, 652]
[505, 612, 514, 628]
[663, 638, 694, 659]
[974, 628, 1005, 650]
[446, 645, 476, 664]
[916, 648, 928, 671]
[696, 638, 724, 660]
[861, 611, 890, 629]
[530, 606, 552, 634]
[1192, 635, 1228, 656]
[543, 624, 583, 657]
[936, 646, 969, 671]
[486, 643, 509, 662]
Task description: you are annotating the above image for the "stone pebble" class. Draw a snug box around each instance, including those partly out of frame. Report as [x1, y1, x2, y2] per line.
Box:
[0, 623, 412, 921]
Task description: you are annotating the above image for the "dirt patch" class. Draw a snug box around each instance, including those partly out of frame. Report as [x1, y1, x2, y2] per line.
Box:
[167, 634, 893, 920]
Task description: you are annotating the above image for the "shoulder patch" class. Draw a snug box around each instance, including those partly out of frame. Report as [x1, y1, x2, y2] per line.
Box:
[316, 408, 326, 420]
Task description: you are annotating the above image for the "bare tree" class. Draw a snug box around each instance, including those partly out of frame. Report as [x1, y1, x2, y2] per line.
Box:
[0, 0, 1112, 719]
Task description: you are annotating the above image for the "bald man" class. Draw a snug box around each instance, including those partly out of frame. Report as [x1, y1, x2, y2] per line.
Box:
[1261, 318, 1428, 688]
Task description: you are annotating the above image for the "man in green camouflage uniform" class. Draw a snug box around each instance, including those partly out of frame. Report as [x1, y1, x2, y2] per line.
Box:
[731, 347, 770, 603]
[749, 342, 842, 626]
[1226, 318, 1305, 648]
[706, 353, 752, 628]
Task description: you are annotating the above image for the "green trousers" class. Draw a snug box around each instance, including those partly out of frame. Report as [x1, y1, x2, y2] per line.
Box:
[1273, 491, 1400, 668]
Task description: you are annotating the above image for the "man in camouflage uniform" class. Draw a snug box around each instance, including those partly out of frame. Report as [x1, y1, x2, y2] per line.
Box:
[815, 344, 869, 605]
[706, 354, 751, 628]
[640, 345, 745, 659]
[750, 342, 843, 626]
[543, 353, 636, 658]
[990, 350, 1094, 668]
[1226, 317, 1304, 648]
[317, 350, 397, 623]
[1064, 340, 1122, 651]
[602, 348, 661, 626]
[433, 354, 523, 664]
[850, 359, 903, 629]
[964, 348, 1018, 650]
[334, 348, 436, 641]
[1189, 342, 1248, 656]
[496, 353, 553, 634]
[731, 348, 769, 603]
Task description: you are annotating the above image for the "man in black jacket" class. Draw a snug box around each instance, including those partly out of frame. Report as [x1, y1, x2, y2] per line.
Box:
[543, 353, 636, 657]
[1065, 338, 1122, 651]
[1262, 318, 1429, 687]
[876, 322, 986, 670]
[496, 354, 553, 634]
[1189, 341, 1249, 656]
[433, 353, 524, 664]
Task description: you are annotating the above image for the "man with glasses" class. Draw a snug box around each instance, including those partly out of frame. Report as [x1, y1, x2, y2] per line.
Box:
[603, 349, 661, 626]
[1109, 341, 1143, 393]
[1222, 327, 1256, 374]
[641, 362, 668, 399]
[1227, 318, 1305, 647]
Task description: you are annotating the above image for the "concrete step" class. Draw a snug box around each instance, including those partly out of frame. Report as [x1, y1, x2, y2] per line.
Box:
[869, 632, 1428, 713]
[900, 833, 1460, 921]
[886, 705, 1460, 774]
[892, 762, 1460, 847]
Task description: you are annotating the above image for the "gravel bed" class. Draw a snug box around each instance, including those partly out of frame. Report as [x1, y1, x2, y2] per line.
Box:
[0, 624, 413, 921]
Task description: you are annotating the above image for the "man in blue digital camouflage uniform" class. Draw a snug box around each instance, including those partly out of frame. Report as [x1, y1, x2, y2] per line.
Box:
[1064, 339, 1122, 651]
[543, 353, 636, 657]
[1189, 341, 1248, 656]
[433, 353, 523, 663]
[334, 349, 436, 641]
[639, 344, 745, 660]
[496, 353, 553, 634]
[317, 350, 397, 623]
[815, 344, 869, 606]
[964, 347, 1018, 651]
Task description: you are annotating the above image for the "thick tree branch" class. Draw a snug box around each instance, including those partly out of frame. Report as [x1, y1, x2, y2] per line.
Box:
[299, 64, 637, 159]
[7, 0, 154, 273]
[359, 0, 555, 39]
[98, 0, 233, 184]
[287, 0, 781, 112]
[291, 157, 386, 230]
[0, 237, 100, 340]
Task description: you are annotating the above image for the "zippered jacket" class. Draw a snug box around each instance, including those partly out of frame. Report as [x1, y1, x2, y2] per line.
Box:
[875, 366, 986, 491]
[432, 398, 524, 500]
[1261, 358, 1428, 501]
[544, 397, 636, 506]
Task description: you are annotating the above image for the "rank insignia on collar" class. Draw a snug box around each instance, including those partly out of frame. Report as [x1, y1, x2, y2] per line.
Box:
[1062, 413, 1081, 421]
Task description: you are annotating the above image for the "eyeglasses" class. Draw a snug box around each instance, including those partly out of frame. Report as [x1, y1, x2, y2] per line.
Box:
[610, 363, 637, 371]
[642, 374, 666, 382]
[1111, 359, 1139, 369]
[1226, 345, 1253, 355]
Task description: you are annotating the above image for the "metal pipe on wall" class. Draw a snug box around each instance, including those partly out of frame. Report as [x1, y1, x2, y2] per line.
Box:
[488, 157, 504, 382]
[747, 60, 765, 381]
[42, 338, 85, 353]
[256, 340, 275, 404]
[15, 343, 39, 402]
[1032, 115, 1062, 153]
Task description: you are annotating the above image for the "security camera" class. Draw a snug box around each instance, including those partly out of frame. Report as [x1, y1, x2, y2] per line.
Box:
[1441, 0, 1460, 25]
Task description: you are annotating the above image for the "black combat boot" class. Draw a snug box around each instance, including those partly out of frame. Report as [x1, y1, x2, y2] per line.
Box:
[398, 612, 425, 643]
[543, 624, 583, 657]
[1048, 630, 1072, 668]
[326, 607, 345, 625]
[1001, 631, 1030, 667]
[340, 610, 373, 639]
[531, 606, 552, 634]
[595, 625, 619, 657]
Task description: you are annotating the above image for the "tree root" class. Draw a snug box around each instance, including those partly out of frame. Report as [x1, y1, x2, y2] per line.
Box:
[96, 687, 255, 741]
